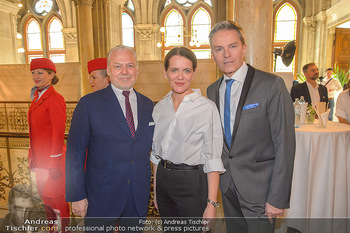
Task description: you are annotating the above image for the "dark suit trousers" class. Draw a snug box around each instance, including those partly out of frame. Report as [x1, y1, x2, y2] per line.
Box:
[221, 178, 275, 233]
[85, 183, 147, 233]
[156, 164, 208, 233]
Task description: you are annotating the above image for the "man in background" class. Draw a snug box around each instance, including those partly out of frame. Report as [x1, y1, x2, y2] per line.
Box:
[322, 68, 342, 120]
[291, 63, 328, 107]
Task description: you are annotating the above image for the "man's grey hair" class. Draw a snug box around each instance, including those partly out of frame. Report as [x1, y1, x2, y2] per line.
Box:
[107, 45, 138, 68]
[209, 21, 246, 47]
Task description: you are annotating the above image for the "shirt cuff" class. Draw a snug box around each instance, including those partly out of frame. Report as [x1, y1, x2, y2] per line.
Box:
[203, 157, 226, 174]
[150, 153, 161, 165]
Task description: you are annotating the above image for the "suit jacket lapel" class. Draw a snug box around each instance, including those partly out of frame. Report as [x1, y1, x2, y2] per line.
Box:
[302, 82, 312, 105]
[212, 77, 229, 150]
[213, 77, 223, 112]
[229, 64, 255, 150]
[103, 85, 134, 139]
[134, 91, 148, 141]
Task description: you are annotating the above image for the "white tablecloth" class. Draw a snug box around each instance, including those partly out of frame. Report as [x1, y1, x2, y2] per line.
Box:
[276, 120, 350, 233]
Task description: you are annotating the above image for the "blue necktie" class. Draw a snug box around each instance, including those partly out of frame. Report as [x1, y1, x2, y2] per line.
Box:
[224, 79, 234, 148]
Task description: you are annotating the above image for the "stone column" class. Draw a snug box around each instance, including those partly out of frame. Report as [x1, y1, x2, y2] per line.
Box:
[302, 16, 317, 64]
[108, 0, 125, 49]
[134, 24, 160, 60]
[73, 0, 95, 95]
[92, 0, 110, 58]
[316, 11, 327, 72]
[0, 0, 20, 64]
[325, 27, 336, 69]
[227, 0, 234, 21]
[62, 28, 79, 62]
[234, 0, 273, 71]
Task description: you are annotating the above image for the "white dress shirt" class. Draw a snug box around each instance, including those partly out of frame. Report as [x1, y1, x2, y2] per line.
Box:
[336, 89, 350, 123]
[322, 78, 343, 99]
[150, 89, 225, 174]
[219, 62, 248, 135]
[111, 84, 138, 130]
[306, 81, 320, 106]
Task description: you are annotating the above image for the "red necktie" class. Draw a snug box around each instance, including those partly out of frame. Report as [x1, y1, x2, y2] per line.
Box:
[33, 89, 39, 102]
[122, 91, 135, 138]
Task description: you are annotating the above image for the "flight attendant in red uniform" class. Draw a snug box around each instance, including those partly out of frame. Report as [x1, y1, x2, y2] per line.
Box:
[28, 58, 70, 231]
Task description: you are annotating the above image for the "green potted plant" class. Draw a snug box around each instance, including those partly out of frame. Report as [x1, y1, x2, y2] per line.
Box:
[306, 105, 316, 123]
[334, 63, 350, 88]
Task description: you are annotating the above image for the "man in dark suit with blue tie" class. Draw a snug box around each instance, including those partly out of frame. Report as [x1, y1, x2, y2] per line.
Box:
[207, 21, 295, 233]
[65, 45, 154, 231]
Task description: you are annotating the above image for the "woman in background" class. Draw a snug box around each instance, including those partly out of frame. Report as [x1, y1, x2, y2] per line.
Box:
[87, 58, 109, 92]
[336, 81, 350, 125]
[28, 58, 69, 232]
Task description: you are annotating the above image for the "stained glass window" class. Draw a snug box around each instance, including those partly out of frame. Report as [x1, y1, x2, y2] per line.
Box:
[192, 49, 211, 59]
[127, 0, 134, 12]
[191, 8, 210, 45]
[48, 18, 64, 50]
[164, 10, 183, 46]
[122, 12, 134, 48]
[161, 0, 212, 58]
[175, 0, 198, 7]
[26, 19, 42, 51]
[34, 0, 53, 14]
[164, 0, 172, 7]
[274, 3, 297, 42]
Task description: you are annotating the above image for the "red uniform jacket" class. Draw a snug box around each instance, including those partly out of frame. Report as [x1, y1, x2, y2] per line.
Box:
[28, 86, 66, 198]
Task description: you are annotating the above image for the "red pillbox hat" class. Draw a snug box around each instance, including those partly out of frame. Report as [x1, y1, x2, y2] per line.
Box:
[87, 58, 107, 73]
[30, 58, 56, 73]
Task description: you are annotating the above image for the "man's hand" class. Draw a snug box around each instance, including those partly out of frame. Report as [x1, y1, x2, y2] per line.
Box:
[72, 198, 88, 217]
[264, 202, 284, 223]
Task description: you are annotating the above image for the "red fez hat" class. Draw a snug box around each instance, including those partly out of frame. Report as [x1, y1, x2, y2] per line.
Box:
[87, 58, 107, 73]
[30, 58, 56, 73]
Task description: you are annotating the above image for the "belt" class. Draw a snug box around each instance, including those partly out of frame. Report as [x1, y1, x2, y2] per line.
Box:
[160, 159, 199, 171]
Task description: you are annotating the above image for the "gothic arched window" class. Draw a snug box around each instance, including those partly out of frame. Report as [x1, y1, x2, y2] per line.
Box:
[160, 0, 212, 59]
[122, 12, 135, 48]
[272, 2, 299, 74]
[190, 7, 211, 58]
[25, 18, 43, 62]
[47, 16, 65, 62]
[20, 0, 65, 63]
[164, 9, 184, 47]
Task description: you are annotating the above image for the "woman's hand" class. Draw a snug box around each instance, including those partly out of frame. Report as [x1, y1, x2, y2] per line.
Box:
[202, 203, 216, 232]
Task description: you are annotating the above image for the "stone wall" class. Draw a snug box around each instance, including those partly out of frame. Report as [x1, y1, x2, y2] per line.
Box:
[0, 59, 218, 102]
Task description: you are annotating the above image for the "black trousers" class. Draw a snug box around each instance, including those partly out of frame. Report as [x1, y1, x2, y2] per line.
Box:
[156, 163, 209, 232]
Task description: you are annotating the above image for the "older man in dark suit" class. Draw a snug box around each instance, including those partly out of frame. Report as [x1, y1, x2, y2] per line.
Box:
[291, 62, 328, 106]
[65, 45, 154, 232]
[207, 21, 295, 233]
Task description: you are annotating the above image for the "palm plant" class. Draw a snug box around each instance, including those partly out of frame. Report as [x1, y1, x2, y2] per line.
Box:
[334, 63, 350, 87]
[297, 74, 306, 83]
